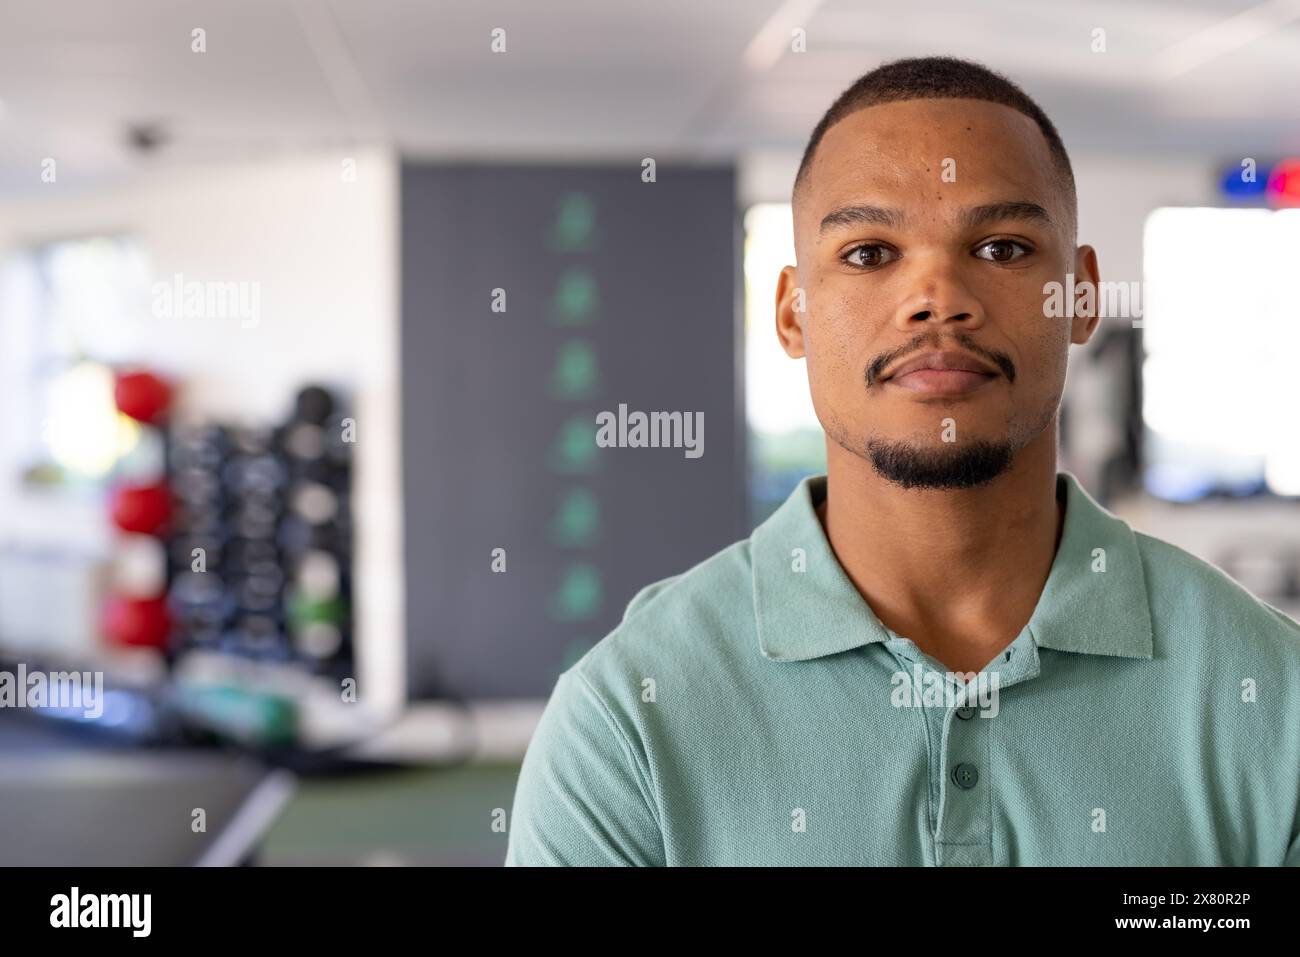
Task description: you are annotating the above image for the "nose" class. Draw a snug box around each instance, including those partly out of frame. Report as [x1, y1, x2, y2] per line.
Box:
[891, 254, 986, 333]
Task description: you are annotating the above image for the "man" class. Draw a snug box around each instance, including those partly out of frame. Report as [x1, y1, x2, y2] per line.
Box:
[506, 56, 1300, 866]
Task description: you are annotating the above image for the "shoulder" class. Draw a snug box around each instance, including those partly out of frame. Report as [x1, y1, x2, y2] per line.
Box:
[507, 538, 757, 865]
[1134, 529, 1300, 668]
[561, 537, 756, 708]
[619, 538, 755, 629]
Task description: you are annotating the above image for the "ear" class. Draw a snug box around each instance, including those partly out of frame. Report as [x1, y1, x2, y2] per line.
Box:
[1071, 245, 1100, 345]
[775, 264, 807, 358]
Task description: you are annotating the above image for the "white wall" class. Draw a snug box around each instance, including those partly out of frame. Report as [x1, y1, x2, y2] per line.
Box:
[0, 148, 406, 717]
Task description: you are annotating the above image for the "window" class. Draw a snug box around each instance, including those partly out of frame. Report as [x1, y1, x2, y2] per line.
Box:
[1142, 208, 1300, 499]
[743, 203, 825, 522]
[0, 236, 152, 495]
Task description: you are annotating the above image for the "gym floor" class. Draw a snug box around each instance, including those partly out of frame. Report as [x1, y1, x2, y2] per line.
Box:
[259, 762, 520, 867]
[0, 709, 521, 867]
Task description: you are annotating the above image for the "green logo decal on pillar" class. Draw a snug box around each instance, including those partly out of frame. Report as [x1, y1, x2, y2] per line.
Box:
[550, 340, 599, 399]
[550, 267, 598, 326]
[547, 191, 597, 251]
[548, 413, 599, 473]
[549, 562, 602, 622]
[552, 487, 600, 547]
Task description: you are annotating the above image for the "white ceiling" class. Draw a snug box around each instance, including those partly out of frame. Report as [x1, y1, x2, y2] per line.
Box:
[2, 0, 1299, 197]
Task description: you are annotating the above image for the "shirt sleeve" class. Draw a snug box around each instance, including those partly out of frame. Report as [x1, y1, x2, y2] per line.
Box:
[505, 668, 665, 866]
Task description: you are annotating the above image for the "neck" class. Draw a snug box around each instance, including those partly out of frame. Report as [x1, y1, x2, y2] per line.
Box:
[816, 423, 1064, 674]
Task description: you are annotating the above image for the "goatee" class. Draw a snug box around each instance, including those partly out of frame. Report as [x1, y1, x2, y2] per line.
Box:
[865, 438, 1014, 490]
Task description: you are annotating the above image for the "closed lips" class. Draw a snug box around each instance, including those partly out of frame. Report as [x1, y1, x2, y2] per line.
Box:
[882, 350, 1000, 380]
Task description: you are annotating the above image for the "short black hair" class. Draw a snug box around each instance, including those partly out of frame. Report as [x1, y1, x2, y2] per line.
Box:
[794, 56, 1076, 231]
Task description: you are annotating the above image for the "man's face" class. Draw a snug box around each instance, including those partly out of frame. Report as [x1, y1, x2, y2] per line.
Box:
[778, 98, 1099, 489]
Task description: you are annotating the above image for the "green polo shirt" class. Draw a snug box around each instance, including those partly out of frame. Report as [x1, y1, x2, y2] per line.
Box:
[506, 472, 1300, 866]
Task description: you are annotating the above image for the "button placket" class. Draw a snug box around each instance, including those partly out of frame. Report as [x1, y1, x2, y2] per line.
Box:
[886, 638, 941, 836]
[934, 675, 994, 865]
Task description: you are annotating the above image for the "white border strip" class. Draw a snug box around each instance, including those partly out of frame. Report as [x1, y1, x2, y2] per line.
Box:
[196, 769, 298, 867]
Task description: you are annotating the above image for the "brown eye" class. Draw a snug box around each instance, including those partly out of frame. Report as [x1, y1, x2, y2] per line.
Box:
[844, 244, 897, 269]
[975, 239, 1030, 263]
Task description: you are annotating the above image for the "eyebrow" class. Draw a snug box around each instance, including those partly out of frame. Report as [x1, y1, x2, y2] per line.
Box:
[818, 200, 1053, 236]
[959, 201, 1053, 231]
[818, 205, 905, 234]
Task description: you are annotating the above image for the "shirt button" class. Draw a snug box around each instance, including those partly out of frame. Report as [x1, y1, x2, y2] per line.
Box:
[952, 763, 979, 790]
[955, 706, 976, 720]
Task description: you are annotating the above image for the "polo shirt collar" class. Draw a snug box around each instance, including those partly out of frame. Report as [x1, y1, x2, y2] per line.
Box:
[751, 471, 1154, 663]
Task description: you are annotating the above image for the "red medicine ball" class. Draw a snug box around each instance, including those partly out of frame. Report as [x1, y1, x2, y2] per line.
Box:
[102, 595, 171, 649]
[114, 371, 171, 425]
[110, 483, 172, 535]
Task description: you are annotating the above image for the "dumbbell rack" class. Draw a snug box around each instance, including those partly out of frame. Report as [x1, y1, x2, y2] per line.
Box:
[163, 386, 357, 749]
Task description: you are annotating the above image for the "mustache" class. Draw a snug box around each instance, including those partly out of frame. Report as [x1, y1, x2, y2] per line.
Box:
[865, 332, 1016, 387]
